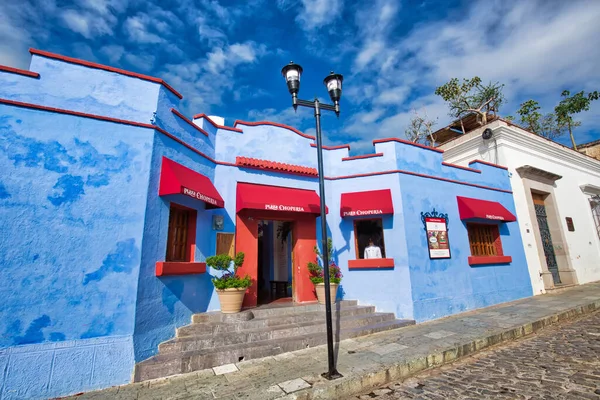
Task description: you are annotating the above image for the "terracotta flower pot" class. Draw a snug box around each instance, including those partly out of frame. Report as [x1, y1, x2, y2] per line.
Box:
[315, 283, 338, 304]
[216, 288, 247, 313]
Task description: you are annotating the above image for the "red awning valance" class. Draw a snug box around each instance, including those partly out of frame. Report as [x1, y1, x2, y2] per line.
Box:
[340, 189, 394, 217]
[236, 182, 324, 214]
[457, 196, 516, 222]
[158, 157, 224, 208]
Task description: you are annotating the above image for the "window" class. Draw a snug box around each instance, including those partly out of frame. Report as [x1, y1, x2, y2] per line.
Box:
[166, 204, 197, 262]
[467, 223, 502, 257]
[589, 196, 600, 240]
[354, 219, 386, 259]
[216, 233, 235, 257]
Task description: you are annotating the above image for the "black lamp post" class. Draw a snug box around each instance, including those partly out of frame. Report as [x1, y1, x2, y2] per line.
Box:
[281, 61, 343, 380]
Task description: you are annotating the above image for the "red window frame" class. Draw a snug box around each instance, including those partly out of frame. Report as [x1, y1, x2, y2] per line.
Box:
[166, 203, 197, 262]
[466, 223, 511, 266]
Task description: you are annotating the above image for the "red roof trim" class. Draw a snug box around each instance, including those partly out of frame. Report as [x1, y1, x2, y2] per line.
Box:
[327, 169, 512, 194]
[236, 156, 318, 176]
[171, 108, 208, 137]
[373, 138, 444, 153]
[442, 162, 481, 174]
[192, 113, 243, 132]
[233, 120, 316, 140]
[310, 143, 351, 151]
[0, 65, 40, 78]
[29, 48, 183, 99]
[468, 159, 509, 170]
[0, 98, 513, 193]
[0, 97, 226, 166]
[0, 97, 156, 129]
[342, 153, 383, 161]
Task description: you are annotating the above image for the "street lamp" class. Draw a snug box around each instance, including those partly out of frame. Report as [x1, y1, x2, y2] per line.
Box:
[281, 61, 343, 380]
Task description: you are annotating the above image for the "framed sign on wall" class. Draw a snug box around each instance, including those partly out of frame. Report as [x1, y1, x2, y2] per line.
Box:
[421, 209, 451, 259]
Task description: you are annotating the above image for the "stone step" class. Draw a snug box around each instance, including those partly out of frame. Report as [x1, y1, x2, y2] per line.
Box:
[162, 312, 393, 353]
[134, 318, 414, 382]
[178, 305, 377, 337]
[191, 300, 359, 324]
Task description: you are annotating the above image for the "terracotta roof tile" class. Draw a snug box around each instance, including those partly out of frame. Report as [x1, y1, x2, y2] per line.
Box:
[236, 157, 318, 176]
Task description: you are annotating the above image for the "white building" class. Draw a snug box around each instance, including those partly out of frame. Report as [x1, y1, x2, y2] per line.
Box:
[436, 118, 600, 294]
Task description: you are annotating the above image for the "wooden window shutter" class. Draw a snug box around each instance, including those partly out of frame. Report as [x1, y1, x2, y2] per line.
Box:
[216, 233, 235, 257]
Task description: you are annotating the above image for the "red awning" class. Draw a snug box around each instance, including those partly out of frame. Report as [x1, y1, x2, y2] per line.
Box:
[457, 196, 516, 222]
[340, 189, 394, 217]
[236, 182, 325, 214]
[159, 157, 224, 208]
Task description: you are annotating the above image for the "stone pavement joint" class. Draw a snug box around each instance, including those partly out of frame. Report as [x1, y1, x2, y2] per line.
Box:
[66, 281, 600, 400]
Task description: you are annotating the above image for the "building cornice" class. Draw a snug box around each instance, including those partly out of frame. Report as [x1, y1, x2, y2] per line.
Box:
[442, 124, 600, 176]
[516, 165, 562, 184]
[580, 184, 600, 196]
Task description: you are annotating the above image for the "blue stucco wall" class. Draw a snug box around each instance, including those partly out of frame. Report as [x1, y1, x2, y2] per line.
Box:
[0, 105, 153, 399]
[0, 50, 534, 399]
[1, 55, 161, 124]
[133, 131, 219, 362]
[400, 173, 532, 322]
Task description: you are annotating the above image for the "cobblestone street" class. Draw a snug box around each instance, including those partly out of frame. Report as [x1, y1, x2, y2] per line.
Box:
[350, 311, 600, 400]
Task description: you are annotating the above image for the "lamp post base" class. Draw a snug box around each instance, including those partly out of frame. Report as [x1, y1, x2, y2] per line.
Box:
[321, 370, 344, 380]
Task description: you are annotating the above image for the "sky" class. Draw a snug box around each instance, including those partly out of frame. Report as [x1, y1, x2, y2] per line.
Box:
[1, 0, 600, 154]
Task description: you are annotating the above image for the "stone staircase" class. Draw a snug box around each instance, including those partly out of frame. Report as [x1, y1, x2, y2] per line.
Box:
[134, 300, 414, 381]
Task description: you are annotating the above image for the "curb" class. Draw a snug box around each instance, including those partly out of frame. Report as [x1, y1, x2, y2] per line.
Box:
[287, 300, 600, 400]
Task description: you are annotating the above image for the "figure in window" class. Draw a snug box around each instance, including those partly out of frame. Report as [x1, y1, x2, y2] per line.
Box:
[364, 238, 382, 259]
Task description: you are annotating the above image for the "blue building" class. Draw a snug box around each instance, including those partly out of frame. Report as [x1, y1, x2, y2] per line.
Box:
[0, 49, 532, 399]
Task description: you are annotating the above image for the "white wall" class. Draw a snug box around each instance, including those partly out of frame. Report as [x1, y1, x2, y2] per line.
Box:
[440, 121, 600, 293]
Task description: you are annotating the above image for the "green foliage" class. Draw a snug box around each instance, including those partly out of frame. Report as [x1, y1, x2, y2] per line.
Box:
[206, 252, 252, 290]
[435, 77, 505, 126]
[514, 99, 566, 140]
[554, 91, 599, 148]
[307, 238, 342, 285]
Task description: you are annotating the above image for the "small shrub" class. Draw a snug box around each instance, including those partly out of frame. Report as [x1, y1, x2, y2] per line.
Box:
[307, 238, 342, 285]
[206, 252, 252, 290]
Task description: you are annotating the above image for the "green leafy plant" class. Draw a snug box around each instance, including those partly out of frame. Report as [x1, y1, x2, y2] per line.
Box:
[206, 252, 251, 290]
[307, 238, 342, 285]
[555, 90, 599, 150]
[435, 76, 505, 132]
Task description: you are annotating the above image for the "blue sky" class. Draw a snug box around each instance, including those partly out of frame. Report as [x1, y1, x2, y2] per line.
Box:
[1, 0, 600, 153]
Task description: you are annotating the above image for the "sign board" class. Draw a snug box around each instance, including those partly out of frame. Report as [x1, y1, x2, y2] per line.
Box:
[181, 187, 219, 206]
[565, 217, 575, 232]
[425, 217, 451, 259]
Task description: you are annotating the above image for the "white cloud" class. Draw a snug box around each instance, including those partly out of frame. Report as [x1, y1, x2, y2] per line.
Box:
[296, 0, 344, 31]
[99, 45, 125, 64]
[339, 0, 600, 149]
[159, 41, 270, 114]
[0, 0, 56, 68]
[124, 53, 156, 72]
[205, 41, 267, 74]
[123, 14, 165, 44]
[60, 0, 127, 39]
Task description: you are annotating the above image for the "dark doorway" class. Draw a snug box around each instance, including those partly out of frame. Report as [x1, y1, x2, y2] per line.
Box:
[257, 220, 293, 304]
[533, 193, 561, 285]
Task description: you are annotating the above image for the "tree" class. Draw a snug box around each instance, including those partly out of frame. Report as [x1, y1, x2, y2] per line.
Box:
[405, 110, 437, 146]
[554, 90, 600, 150]
[435, 77, 505, 133]
[510, 99, 566, 140]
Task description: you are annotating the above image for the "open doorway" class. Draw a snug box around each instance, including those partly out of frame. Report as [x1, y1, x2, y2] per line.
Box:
[257, 220, 293, 304]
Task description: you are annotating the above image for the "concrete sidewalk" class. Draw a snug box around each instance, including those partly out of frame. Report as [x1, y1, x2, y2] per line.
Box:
[66, 282, 600, 400]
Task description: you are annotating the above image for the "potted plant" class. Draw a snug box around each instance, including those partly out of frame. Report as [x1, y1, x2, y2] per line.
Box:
[206, 252, 251, 313]
[307, 238, 342, 304]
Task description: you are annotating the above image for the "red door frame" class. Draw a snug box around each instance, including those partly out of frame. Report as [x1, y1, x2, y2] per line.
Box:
[235, 209, 318, 308]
